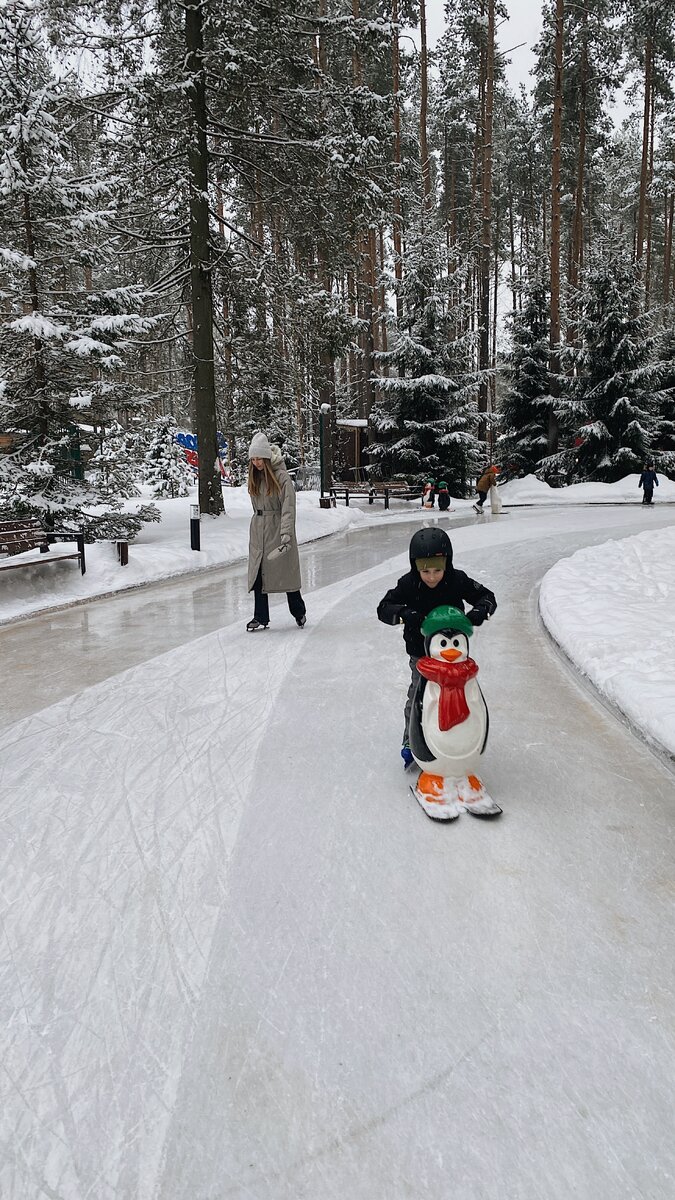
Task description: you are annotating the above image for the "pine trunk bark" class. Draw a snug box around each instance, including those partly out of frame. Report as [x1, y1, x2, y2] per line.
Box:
[568, 0, 587, 347]
[645, 76, 655, 310]
[391, 0, 404, 322]
[548, 0, 564, 454]
[17, 113, 47, 436]
[185, 0, 223, 515]
[419, 0, 432, 215]
[636, 34, 652, 267]
[664, 192, 674, 307]
[478, 0, 495, 427]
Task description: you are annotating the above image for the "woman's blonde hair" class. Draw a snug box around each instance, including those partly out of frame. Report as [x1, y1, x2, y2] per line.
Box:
[248, 458, 281, 497]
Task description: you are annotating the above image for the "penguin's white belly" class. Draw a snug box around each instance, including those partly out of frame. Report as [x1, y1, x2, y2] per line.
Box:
[421, 678, 486, 777]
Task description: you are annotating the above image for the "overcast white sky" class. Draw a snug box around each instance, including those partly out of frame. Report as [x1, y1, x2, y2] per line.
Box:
[423, 0, 543, 93]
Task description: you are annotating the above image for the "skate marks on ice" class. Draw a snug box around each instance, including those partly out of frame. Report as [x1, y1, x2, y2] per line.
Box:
[158, 531, 675, 1200]
[3, 515, 675, 1198]
[0, 553, 419, 1200]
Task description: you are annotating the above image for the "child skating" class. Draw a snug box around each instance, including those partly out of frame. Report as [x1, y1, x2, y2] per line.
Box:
[377, 527, 500, 820]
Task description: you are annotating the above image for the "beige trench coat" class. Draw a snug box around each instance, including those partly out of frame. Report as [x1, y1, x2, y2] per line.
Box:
[247, 447, 302, 594]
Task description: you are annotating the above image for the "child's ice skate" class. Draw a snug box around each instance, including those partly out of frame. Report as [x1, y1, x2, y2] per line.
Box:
[456, 774, 502, 817]
[412, 772, 462, 821]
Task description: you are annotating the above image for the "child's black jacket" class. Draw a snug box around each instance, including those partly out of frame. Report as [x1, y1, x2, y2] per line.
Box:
[377, 568, 497, 658]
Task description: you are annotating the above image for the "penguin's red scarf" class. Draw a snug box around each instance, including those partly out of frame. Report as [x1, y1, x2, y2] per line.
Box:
[416, 657, 478, 731]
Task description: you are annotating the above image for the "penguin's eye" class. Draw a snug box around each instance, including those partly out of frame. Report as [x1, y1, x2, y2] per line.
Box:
[453, 639, 460, 647]
[440, 639, 447, 647]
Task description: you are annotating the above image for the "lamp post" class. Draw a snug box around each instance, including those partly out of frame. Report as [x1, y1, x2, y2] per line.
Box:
[319, 402, 331, 509]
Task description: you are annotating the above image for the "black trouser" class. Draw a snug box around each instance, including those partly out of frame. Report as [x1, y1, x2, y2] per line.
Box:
[475, 491, 487, 507]
[642, 487, 654, 504]
[253, 565, 306, 623]
[403, 654, 421, 744]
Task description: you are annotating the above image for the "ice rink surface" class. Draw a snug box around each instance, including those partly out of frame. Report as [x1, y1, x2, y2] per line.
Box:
[2, 507, 675, 1199]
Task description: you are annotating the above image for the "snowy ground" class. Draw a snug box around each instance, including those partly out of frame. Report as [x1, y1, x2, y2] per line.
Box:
[2, 495, 675, 1198]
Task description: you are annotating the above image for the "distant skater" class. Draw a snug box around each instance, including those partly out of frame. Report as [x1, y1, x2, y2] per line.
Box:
[473, 465, 499, 512]
[638, 462, 659, 505]
[246, 432, 306, 631]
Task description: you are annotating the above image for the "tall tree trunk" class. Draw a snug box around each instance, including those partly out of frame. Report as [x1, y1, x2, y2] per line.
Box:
[378, 225, 388, 360]
[664, 192, 674, 307]
[568, 0, 587, 346]
[548, 0, 564, 454]
[645, 75, 655, 310]
[419, 0, 432, 215]
[478, 0, 495, 427]
[16, 93, 47, 437]
[391, 0, 404, 322]
[636, 34, 653, 268]
[185, 0, 223, 515]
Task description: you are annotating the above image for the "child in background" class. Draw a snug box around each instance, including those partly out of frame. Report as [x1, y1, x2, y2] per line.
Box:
[377, 526, 497, 766]
[639, 463, 659, 505]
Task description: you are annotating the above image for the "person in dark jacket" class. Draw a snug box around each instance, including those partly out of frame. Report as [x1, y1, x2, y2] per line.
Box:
[377, 527, 497, 766]
[638, 463, 659, 505]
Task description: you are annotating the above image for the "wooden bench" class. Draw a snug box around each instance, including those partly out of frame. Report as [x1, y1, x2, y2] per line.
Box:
[330, 482, 421, 509]
[0, 518, 86, 575]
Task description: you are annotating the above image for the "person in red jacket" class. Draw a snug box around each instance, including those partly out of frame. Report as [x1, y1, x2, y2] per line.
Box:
[377, 526, 497, 766]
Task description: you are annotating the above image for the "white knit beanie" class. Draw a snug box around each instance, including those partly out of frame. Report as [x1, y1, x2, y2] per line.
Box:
[248, 432, 274, 460]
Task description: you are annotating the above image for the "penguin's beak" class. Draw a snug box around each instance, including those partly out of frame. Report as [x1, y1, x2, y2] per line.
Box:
[440, 648, 461, 662]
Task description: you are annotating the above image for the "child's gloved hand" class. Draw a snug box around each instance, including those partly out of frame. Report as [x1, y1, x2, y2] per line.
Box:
[467, 604, 491, 627]
[399, 607, 422, 634]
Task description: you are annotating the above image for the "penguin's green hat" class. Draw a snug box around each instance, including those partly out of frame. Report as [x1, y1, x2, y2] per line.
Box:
[421, 604, 473, 639]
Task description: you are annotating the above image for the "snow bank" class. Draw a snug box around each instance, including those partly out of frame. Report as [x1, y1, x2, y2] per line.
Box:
[501, 473, 675, 506]
[540, 526, 675, 757]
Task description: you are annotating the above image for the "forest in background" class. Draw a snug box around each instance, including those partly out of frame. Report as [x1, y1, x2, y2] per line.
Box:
[1, 0, 675, 535]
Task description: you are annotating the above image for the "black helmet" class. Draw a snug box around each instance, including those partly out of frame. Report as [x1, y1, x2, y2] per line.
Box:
[409, 527, 453, 566]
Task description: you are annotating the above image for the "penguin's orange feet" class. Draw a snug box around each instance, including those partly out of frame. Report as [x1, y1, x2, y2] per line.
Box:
[417, 772, 446, 803]
[467, 774, 483, 792]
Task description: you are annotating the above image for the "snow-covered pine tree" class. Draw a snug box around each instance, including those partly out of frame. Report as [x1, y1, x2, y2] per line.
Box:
[89, 422, 142, 499]
[0, 0, 160, 536]
[563, 258, 663, 481]
[369, 228, 483, 493]
[499, 273, 555, 474]
[144, 415, 193, 498]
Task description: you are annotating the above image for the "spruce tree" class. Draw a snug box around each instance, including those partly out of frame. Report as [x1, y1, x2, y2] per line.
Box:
[144, 416, 193, 498]
[500, 275, 554, 475]
[569, 259, 662, 480]
[0, 0, 160, 533]
[369, 229, 482, 493]
[89, 422, 142, 499]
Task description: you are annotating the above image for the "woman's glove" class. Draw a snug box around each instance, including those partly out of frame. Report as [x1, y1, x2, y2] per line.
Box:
[267, 533, 291, 561]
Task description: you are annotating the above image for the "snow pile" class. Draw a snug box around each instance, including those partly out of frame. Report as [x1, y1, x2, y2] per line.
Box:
[501, 473, 675, 506]
[540, 526, 675, 757]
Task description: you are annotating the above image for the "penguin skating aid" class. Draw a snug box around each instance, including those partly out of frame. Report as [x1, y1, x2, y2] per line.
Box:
[408, 605, 501, 821]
